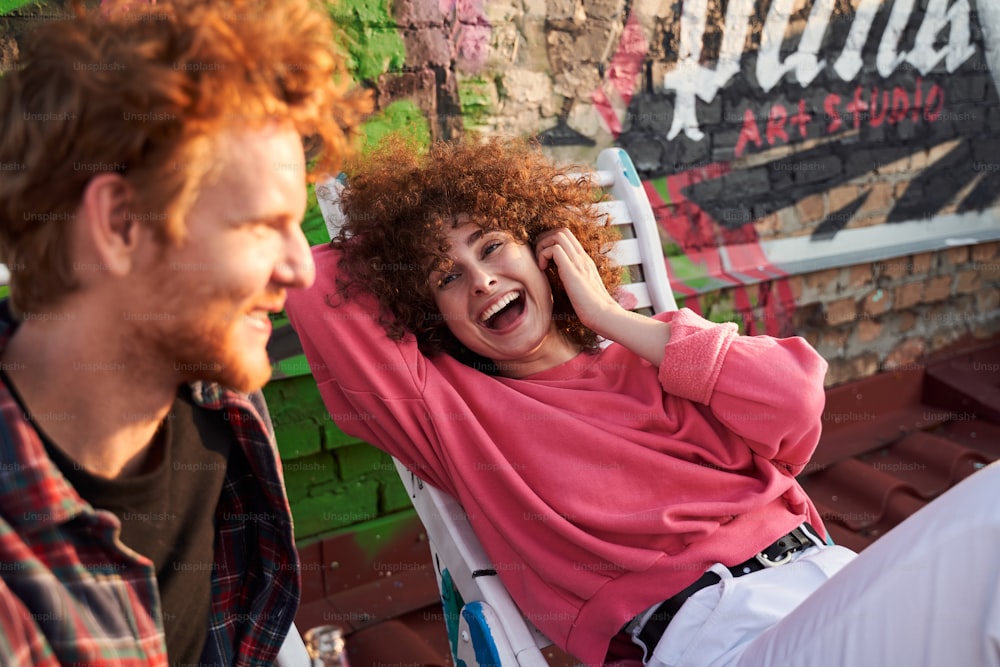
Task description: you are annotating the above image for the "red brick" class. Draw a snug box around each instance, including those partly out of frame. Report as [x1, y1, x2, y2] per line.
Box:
[795, 194, 825, 224]
[804, 267, 841, 291]
[395, 0, 444, 23]
[944, 246, 970, 266]
[861, 288, 891, 316]
[824, 298, 858, 326]
[893, 282, 924, 310]
[923, 275, 952, 303]
[785, 275, 804, 301]
[755, 212, 781, 237]
[955, 270, 982, 295]
[859, 182, 894, 215]
[823, 360, 850, 388]
[846, 263, 873, 289]
[875, 258, 909, 280]
[977, 287, 1000, 314]
[910, 252, 934, 275]
[824, 352, 880, 387]
[849, 352, 880, 380]
[827, 185, 859, 212]
[856, 319, 883, 343]
[971, 242, 998, 263]
[883, 338, 927, 370]
[402, 27, 452, 68]
[977, 258, 1000, 280]
[897, 312, 917, 332]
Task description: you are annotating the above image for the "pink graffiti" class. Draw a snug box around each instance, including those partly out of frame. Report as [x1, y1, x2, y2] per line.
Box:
[440, 0, 491, 72]
[592, 12, 650, 137]
[644, 163, 797, 336]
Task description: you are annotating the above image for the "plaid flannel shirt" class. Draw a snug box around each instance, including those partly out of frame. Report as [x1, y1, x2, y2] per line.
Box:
[0, 305, 301, 666]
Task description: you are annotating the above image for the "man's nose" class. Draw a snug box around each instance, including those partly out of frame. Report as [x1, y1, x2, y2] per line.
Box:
[274, 228, 316, 288]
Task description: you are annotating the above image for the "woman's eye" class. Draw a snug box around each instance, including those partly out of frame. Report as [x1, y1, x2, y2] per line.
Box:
[440, 273, 459, 287]
[483, 241, 502, 257]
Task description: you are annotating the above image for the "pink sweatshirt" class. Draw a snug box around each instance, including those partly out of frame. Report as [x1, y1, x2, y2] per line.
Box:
[286, 244, 828, 665]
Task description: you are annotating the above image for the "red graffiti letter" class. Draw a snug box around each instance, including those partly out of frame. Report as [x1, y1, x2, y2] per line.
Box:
[766, 104, 789, 146]
[824, 93, 842, 133]
[890, 86, 910, 124]
[911, 77, 923, 123]
[790, 99, 812, 138]
[735, 108, 763, 158]
[869, 88, 888, 127]
[846, 86, 869, 130]
[924, 83, 944, 122]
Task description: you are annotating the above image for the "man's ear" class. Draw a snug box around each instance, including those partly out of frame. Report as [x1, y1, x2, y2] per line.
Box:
[78, 173, 137, 277]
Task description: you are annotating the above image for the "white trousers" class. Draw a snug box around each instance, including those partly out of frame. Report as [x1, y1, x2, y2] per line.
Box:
[647, 460, 1000, 667]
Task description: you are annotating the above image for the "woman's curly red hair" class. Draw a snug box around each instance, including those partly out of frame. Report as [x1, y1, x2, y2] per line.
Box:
[335, 135, 623, 371]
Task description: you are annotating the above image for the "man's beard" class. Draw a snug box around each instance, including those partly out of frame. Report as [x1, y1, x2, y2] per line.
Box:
[167, 318, 272, 393]
[129, 286, 276, 394]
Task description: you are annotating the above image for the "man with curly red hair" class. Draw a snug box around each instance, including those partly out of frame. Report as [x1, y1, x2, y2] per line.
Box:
[0, 0, 368, 664]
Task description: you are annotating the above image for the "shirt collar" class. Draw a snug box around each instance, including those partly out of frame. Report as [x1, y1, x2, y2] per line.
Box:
[0, 299, 266, 535]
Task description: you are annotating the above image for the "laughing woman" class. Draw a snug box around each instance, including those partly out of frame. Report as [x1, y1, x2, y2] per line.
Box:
[285, 136, 1000, 667]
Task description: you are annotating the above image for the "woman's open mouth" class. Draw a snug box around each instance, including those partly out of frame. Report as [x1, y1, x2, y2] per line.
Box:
[480, 291, 526, 330]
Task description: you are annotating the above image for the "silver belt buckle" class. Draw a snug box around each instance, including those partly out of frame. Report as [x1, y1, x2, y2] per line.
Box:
[755, 550, 793, 568]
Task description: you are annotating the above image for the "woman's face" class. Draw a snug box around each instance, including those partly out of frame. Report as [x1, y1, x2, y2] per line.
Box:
[428, 221, 579, 378]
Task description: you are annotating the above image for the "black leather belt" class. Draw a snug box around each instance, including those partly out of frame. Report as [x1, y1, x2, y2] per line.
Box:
[627, 524, 820, 659]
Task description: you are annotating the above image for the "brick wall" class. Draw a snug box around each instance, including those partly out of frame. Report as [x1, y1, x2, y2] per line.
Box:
[719, 242, 1000, 387]
[265, 0, 1000, 539]
[262, 368, 413, 542]
[4, 0, 999, 543]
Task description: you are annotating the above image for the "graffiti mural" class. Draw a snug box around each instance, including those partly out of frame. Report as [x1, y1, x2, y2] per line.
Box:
[616, 0, 1000, 230]
[490, 0, 1000, 332]
[357, 1, 1000, 325]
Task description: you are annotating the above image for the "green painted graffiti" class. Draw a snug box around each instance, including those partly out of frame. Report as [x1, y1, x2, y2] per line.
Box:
[457, 76, 495, 127]
[0, 0, 35, 16]
[361, 99, 431, 151]
[328, 0, 405, 82]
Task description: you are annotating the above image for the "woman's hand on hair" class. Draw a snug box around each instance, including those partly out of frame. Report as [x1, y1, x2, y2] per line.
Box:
[534, 228, 622, 333]
[535, 227, 671, 367]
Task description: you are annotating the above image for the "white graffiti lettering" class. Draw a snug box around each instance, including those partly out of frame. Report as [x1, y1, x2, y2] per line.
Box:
[662, 0, 980, 141]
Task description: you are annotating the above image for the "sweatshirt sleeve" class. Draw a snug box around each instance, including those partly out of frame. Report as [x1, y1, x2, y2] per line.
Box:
[283, 244, 452, 491]
[657, 308, 828, 475]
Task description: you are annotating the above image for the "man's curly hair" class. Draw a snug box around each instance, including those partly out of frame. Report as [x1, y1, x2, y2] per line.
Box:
[334, 135, 623, 371]
[0, 0, 371, 315]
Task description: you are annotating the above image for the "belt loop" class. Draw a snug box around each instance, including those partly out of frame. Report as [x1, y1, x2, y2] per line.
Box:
[801, 522, 827, 548]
